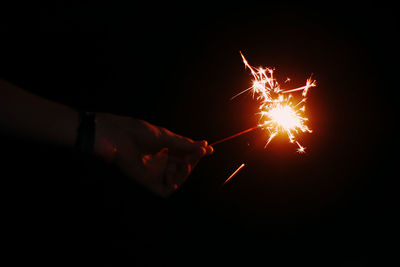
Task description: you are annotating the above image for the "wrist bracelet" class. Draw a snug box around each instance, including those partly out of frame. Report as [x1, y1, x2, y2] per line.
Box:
[75, 111, 96, 154]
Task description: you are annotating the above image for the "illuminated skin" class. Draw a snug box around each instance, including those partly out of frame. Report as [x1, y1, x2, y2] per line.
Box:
[238, 52, 315, 152]
[0, 80, 213, 197]
[95, 113, 213, 197]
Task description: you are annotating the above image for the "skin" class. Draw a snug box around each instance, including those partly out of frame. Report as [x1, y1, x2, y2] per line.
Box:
[0, 80, 213, 197]
[94, 113, 213, 197]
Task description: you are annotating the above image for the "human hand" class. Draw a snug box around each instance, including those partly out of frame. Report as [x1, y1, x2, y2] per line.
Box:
[94, 113, 213, 197]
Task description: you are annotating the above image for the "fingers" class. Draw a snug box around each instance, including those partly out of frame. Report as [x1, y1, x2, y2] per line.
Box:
[140, 126, 214, 197]
[185, 141, 213, 165]
[163, 140, 213, 193]
[165, 146, 207, 190]
[199, 140, 214, 156]
[141, 148, 189, 197]
[160, 128, 214, 156]
[160, 128, 198, 151]
[141, 149, 176, 197]
[141, 148, 169, 176]
[165, 162, 191, 192]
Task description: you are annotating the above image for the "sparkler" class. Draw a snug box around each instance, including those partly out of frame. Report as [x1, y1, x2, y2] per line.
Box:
[212, 52, 316, 153]
[210, 126, 259, 146]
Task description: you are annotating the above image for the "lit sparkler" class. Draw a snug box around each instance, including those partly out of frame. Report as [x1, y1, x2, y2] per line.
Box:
[212, 52, 315, 153]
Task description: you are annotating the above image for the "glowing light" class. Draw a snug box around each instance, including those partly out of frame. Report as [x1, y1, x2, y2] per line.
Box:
[223, 163, 246, 185]
[237, 52, 315, 152]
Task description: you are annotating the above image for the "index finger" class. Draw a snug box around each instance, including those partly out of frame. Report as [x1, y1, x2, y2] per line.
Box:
[160, 127, 204, 152]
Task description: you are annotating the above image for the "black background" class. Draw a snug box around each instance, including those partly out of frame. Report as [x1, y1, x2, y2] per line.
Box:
[1, 2, 396, 266]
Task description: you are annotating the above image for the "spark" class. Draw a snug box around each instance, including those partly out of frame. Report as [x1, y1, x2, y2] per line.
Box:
[223, 163, 246, 185]
[237, 52, 315, 152]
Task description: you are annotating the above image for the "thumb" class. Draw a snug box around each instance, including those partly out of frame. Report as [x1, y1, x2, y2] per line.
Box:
[161, 128, 205, 153]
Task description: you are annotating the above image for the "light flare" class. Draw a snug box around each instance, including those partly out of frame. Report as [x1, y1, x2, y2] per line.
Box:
[238, 52, 315, 152]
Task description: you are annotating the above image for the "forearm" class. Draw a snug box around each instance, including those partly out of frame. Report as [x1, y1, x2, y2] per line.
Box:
[0, 80, 79, 147]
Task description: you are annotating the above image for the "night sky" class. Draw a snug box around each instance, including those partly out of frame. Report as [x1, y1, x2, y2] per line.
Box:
[1, 2, 395, 266]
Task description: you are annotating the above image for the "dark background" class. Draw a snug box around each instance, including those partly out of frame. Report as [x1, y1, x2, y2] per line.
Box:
[1, 2, 396, 266]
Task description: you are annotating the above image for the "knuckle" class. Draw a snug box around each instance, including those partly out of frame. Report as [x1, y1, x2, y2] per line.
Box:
[157, 126, 168, 139]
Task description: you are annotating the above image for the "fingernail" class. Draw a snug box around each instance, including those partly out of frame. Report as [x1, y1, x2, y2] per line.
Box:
[209, 146, 214, 154]
[201, 140, 208, 147]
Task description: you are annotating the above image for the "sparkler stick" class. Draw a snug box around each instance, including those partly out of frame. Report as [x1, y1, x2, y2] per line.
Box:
[210, 125, 259, 146]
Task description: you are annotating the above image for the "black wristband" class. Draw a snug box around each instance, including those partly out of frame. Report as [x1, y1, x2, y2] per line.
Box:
[75, 111, 96, 154]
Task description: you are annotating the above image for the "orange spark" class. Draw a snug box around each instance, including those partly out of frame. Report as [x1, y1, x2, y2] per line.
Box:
[223, 163, 246, 185]
[237, 52, 315, 152]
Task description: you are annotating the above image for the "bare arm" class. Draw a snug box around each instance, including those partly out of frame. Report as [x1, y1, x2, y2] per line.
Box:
[0, 79, 79, 147]
[0, 80, 213, 197]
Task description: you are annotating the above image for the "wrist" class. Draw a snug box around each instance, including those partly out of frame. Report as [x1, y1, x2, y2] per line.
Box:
[75, 111, 96, 154]
[93, 112, 118, 164]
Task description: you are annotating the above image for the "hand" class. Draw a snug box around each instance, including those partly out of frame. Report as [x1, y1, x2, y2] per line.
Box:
[93, 113, 213, 197]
